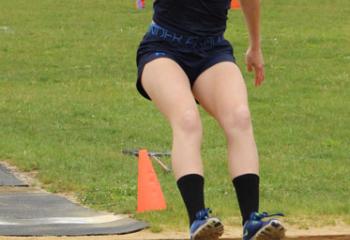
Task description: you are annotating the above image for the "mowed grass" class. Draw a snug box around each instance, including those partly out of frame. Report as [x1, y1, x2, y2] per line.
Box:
[0, 0, 349, 231]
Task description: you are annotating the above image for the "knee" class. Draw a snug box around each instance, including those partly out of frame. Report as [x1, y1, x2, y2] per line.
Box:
[220, 106, 252, 134]
[172, 109, 202, 137]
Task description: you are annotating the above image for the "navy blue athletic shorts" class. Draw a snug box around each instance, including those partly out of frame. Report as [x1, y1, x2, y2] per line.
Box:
[136, 22, 236, 100]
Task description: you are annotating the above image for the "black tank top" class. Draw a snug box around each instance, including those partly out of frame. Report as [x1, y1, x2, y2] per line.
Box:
[153, 0, 231, 37]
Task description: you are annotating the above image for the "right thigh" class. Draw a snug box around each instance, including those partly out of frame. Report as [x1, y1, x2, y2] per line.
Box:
[141, 58, 199, 126]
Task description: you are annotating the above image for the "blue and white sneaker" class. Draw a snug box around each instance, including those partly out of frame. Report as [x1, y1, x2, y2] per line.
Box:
[190, 208, 224, 240]
[243, 212, 286, 240]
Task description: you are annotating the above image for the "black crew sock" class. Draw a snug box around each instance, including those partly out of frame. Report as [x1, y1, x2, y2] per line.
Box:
[177, 174, 205, 226]
[233, 174, 260, 225]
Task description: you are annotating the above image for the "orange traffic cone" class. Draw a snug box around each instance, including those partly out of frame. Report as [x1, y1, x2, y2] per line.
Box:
[137, 149, 167, 212]
[231, 0, 240, 9]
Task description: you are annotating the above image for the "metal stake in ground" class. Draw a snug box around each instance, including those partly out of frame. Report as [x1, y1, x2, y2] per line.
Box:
[122, 149, 172, 173]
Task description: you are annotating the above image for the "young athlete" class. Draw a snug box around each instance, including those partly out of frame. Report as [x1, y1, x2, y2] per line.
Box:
[136, 0, 286, 239]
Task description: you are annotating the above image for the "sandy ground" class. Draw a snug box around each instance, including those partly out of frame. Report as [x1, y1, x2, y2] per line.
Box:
[0, 224, 350, 240]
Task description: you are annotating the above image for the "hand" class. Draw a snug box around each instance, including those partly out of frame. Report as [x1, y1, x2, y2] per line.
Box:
[245, 47, 265, 87]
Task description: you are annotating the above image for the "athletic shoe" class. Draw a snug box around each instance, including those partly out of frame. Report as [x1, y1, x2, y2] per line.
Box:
[242, 212, 286, 240]
[190, 208, 224, 240]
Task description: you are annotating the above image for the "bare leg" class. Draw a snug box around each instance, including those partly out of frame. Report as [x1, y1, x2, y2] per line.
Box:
[193, 62, 259, 178]
[142, 59, 230, 238]
[141, 58, 203, 179]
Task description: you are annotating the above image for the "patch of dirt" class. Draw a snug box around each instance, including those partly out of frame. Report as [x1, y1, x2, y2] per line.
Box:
[0, 161, 38, 187]
[0, 160, 82, 205]
[0, 225, 349, 240]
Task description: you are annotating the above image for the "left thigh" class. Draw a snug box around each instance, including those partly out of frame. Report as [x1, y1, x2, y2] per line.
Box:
[192, 62, 250, 123]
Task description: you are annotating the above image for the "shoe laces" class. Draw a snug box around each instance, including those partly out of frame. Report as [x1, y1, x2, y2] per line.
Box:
[195, 208, 212, 220]
[250, 212, 284, 221]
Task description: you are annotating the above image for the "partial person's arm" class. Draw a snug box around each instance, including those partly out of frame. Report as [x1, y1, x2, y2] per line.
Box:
[240, 0, 264, 86]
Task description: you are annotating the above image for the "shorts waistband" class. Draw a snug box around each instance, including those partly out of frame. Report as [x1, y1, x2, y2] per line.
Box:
[148, 22, 225, 49]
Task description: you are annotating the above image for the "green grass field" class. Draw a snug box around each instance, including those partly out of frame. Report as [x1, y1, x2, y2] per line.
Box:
[0, 0, 349, 232]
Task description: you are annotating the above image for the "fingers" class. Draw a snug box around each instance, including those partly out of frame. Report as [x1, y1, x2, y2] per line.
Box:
[254, 65, 264, 87]
[245, 48, 265, 86]
[246, 62, 264, 87]
[247, 63, 253, 72]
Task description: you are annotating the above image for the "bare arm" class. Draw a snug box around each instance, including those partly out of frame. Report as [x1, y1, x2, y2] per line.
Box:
[240, 0, 264, 86]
